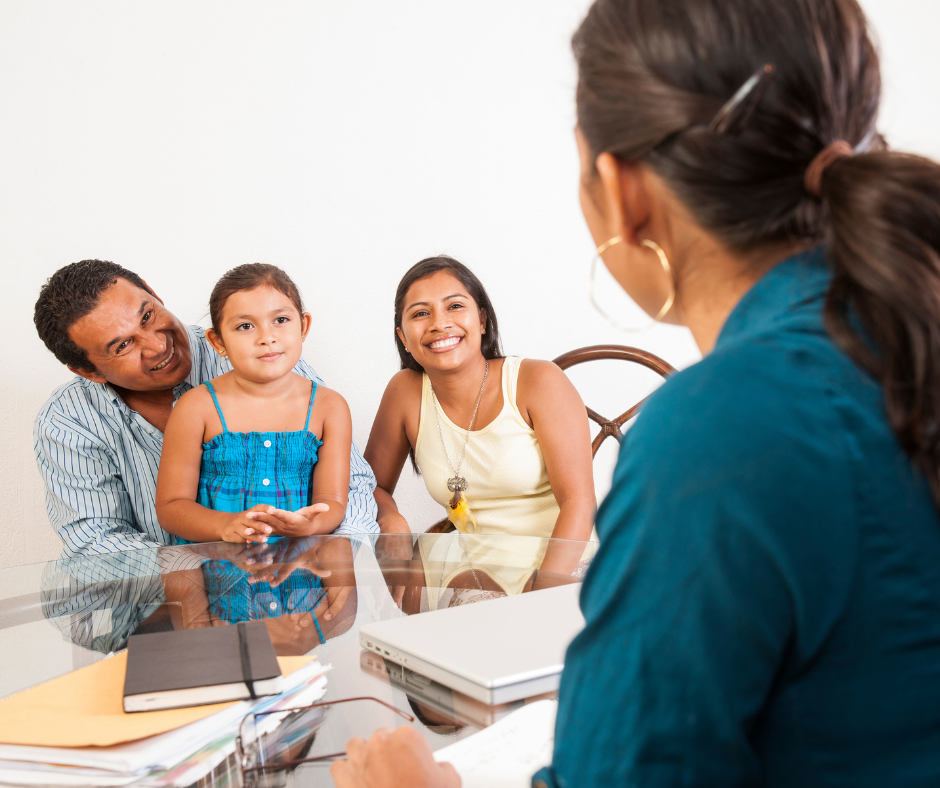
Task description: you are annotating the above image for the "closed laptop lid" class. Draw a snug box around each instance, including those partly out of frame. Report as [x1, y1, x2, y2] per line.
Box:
[359, 583, 584, 691]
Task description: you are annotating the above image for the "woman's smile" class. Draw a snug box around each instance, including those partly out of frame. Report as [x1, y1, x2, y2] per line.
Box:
[397, 270, 488, 370]
[426, 336, 462, 352]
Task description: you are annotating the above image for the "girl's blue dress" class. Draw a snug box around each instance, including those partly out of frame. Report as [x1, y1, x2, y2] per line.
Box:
[190, 379, 326, 643]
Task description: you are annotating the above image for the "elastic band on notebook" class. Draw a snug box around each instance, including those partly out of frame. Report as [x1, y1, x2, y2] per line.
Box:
[237, 622, 257, 699]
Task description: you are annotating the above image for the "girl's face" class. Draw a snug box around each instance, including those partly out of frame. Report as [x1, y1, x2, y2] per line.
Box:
[208, 285, 311, 384]
[397, 270, 486, 374]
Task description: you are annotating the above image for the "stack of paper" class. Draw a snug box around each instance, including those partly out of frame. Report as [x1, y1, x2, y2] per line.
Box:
[0, 653, 329, 786]
[433, 700, 557, 788]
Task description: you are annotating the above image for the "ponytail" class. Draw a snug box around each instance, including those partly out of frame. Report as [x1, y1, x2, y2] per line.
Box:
[824, 151, 940, 502]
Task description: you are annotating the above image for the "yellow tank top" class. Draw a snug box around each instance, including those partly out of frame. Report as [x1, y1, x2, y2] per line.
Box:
[415, 357, 562, 605]
[414, 356, 560, 538]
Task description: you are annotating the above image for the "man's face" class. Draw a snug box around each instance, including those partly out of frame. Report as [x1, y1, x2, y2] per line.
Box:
[67, 278, 193, 392]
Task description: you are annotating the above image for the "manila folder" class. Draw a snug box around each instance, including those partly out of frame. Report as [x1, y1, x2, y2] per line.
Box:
[0, 651, 312, 748]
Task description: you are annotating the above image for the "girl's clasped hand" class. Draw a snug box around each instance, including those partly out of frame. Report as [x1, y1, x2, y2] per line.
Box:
[225, 502, 333, 544]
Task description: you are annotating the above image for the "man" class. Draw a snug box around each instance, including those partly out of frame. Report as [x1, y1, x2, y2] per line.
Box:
[33, 259, 378, 561]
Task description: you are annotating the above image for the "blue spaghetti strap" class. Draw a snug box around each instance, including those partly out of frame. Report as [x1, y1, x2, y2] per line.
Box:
[303, 381, 318, 432]
[204, 381, 229, 432]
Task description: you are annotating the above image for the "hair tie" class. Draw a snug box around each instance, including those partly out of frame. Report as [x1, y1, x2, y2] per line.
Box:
[804, 140, 854, 197]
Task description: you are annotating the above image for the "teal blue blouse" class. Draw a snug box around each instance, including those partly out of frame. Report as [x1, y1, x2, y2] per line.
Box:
[534, 249, 940, 787]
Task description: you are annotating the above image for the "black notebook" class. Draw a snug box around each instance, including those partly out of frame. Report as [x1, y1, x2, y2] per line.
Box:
[123, 621, 283, 713]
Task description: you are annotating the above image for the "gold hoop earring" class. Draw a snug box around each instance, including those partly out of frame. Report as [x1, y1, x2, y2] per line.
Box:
[588, 236, 676, 332]
[641, 239, 676, 322]
[596, 235, 623, 256]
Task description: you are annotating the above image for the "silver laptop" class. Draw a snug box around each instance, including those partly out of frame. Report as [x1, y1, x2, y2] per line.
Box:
[359, 583, 584, 705]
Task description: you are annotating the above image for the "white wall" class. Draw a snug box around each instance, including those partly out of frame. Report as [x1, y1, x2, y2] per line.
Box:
[1, 0, 937, 569]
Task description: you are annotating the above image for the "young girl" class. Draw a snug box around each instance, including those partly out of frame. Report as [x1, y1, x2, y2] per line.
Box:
[156, 263, 352, 633]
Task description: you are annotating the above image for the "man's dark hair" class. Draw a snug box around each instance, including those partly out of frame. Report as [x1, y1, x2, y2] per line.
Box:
[34, 259, 154, 373]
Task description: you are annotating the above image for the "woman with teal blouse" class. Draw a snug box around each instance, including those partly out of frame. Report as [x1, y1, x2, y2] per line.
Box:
[332, 0, 940, 785]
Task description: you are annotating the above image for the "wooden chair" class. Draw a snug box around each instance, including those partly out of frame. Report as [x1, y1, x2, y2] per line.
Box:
[552, 344, 675, 457]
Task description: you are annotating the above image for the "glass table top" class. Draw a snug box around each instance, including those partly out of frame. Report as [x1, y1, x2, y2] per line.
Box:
[0, 533, 596, 787]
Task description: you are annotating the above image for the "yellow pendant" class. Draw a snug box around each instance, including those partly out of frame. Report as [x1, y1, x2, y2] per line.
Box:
[448, 490, 478, 534]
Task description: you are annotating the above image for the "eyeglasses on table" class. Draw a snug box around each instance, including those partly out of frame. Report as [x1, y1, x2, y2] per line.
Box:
[235, 696, 414, 787]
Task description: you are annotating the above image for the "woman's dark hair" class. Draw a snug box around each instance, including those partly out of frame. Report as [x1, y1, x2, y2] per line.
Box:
[209, 263, 305, 333]
[574, 0, 940, 507]
[34, 259, 155, 373]
[394, 255, 505, 373]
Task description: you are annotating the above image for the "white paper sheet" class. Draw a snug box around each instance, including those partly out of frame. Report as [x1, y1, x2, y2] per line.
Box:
[0, 759, 144, 787]
[433, 699, 556, 788]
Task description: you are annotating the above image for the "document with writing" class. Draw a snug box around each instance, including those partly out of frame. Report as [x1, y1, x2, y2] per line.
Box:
[433, 699, 556, 788]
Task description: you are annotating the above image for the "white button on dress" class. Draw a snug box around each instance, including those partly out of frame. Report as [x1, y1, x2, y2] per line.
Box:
[264, 440, 272, 448]
[262, 478, 270, 486]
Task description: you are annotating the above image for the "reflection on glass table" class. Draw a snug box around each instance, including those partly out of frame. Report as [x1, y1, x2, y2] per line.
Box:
[359, 650, 552, 732]
[0, 533, 596, 787]
[237, 696, 414, 787]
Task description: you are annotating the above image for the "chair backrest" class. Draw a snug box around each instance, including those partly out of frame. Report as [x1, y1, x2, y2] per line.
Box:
[553, 344, 675, 458]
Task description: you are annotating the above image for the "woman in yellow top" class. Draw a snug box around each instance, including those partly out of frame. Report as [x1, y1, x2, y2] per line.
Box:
[364, 255, 596, 604]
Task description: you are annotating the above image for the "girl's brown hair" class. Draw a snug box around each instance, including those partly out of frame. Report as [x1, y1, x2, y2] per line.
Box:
[574, 0, 940, 508]
[209, 263, 305, 332]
